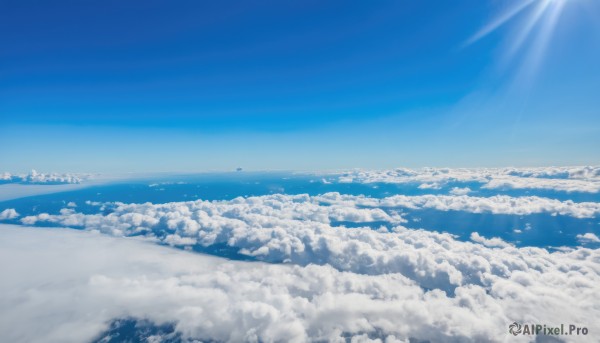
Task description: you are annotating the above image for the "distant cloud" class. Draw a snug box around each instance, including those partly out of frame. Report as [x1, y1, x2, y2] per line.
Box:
[505, 166, 600, 180]
[335, 166, 600, 193]
[0, 208, 19, 220]
[343, 193, 600, 218]
[481, 176, 600, 193]
[0, 170, 88, 185]
[0, 172, 12, 181]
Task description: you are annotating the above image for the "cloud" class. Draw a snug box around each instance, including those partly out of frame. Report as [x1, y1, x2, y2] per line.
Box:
[504, 166, 600, 180]
[576, 233, 600, 244]
[18, 193, 600, 294]
[0, 170, 87, 185]
[449, 187, 471, 195]
[335, 167, 600, 193]
[481, 176, 600, 193]
[23, 169, 85, 184]
[0, 208, 19, 220]
[418, 183, 442, 190]
[470, 232, 512, 248]
[337, 167, 488, 185]
[312, 192, 599, 218]
[1, 225, 599, 343]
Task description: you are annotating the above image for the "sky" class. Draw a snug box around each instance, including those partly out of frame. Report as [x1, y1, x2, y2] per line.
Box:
[1, 0, 599, 172]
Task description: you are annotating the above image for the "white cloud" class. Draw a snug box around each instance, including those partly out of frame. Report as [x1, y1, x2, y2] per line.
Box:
[0, 208, 19, 220]
[0, 170, 88, 184]
[504, 166, 600, 180]
[449, 187, 471, 195]
[470, 232, 512, 248]
[481, 176, 600, 193]
[18, 193, 600, 294]
[1, 225, 598, 343]
[334, 167, 600, 193]
[576, 233, 600, 244]
[20, 169, 85, 184]
[337, 167, 488, 185]
[337, 193, 600, 218]
[417, 183, 442, 190]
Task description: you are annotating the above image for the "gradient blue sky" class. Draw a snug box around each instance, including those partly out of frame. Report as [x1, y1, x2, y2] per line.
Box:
[1, 0, 599, 172]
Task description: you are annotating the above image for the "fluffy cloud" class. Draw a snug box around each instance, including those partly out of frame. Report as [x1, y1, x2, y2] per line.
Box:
[19, 193, 600, 294]
[362, 193, 600, 218]
[0, 170, 86, 184]
[337, 167, 489, 185]
[335, 166, 600, 193]
[449, 187, 471, 195]
[1, 225, 598, 343]
[470, 232, 512, 248]
[576, 233, 600, 244]
[481, 176, 600, 193]
[318, 192, 599, 218]
[0, 208, 19, 220]
[417, 183, 442, 190]
[504, 166, 600, 180]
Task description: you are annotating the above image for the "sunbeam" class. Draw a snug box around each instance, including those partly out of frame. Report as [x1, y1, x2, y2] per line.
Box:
[517, 0, 566, 82]
[505, 0, 552, 61]
[465, 0, 576, 86]
[464, 0, 536, 46]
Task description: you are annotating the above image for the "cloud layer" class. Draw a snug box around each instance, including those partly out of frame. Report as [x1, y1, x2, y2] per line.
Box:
[1, 225, 598, 343]
[4, 167, 599, 342]
[335, 166, 600, 193]
[18, 193, 600, 294]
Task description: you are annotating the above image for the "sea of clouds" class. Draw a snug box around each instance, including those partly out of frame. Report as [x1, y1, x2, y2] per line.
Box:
[1, 166, 599, 342]
[1, 225, 599, 343]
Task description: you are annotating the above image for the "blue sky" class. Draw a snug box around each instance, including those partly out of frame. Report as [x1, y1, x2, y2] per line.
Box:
[1, 0, 599, 172]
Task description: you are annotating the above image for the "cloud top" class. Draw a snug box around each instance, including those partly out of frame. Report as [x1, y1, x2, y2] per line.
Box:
[1, 225, 598, 343]
[335, 166, 600, 193]
[18, 193, 600, 294]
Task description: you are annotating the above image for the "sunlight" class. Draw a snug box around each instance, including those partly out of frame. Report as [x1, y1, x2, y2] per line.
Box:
[464, 0, 536, 46]
[465, 0, 573, 83]
[466, 0, 570, 56]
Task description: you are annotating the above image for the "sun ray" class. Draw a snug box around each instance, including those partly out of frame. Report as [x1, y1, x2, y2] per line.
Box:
[464, 0, 536, 46]
[520, 0, 566, 80]
[466, 0, 574, 87]
[505, 0, 552, 62]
